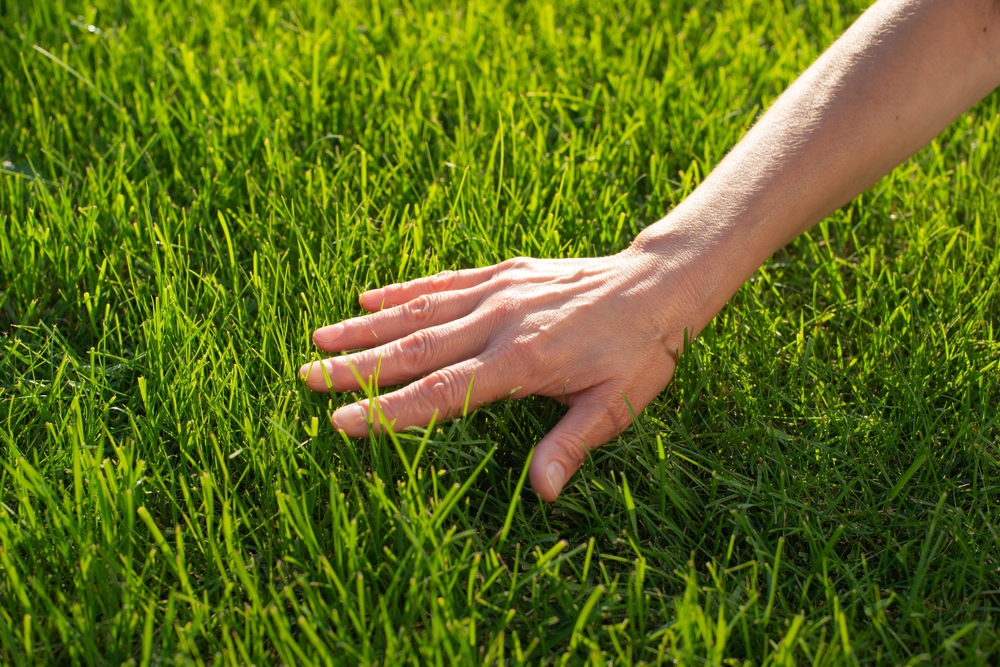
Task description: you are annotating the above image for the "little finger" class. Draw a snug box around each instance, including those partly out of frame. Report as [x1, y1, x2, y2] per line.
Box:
[330, 356, 520, 436]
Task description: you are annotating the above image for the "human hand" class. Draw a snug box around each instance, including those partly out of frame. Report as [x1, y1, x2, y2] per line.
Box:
[300, 238, 715, 501]
[307, 0, 1000, 502]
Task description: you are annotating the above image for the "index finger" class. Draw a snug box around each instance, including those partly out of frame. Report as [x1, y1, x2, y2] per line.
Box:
[360, 266, 497, 311]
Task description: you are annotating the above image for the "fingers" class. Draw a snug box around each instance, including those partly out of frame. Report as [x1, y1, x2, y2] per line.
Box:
[329, 355, 519, 436]
[301, 317, 487, 392]
[359, 266, 497, 311]
[528, 389, 633, 502]
[312, 290, 480, 352]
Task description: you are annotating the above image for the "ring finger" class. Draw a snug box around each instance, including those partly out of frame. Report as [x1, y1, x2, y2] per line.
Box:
[301, 315, 488, 392]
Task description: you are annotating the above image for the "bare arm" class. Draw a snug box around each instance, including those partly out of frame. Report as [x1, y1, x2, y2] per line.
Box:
[301, 0, 1000, 501]
[633, 0, 1000, 329]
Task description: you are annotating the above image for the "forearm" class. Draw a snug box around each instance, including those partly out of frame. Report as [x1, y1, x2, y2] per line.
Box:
[634, 0, 1000, 328]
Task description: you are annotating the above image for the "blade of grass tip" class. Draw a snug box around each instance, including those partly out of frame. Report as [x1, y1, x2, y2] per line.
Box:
[217, 211, 237, 272]
[570, 585, 604, 650]
[384, 412, 411, 472]
[581, 537, 595, 583]
[22, 614, 31, 659]
[942, 622, 980, 652]
[462, 372, 475, 417]
[498, 448, 533, 548]
[834, 595, 852, 658]
[433, 445, 497, 530]
[125, 132, 160, 176]
[32, 45, 124, 113]
[466, 552, 481, 608]
[622, 394, 644, 435]
[344, 356, 376, 406]
[776, 614, 804, 660]
[762, 536, 784, 628]
[656, 434, 666, 516]
[532, 540, 568, 571]
[820, 524, 845, 561]
[137, 506, 176, 567]
[885, 452, 926, 506]
[376, 404, 430, 513]
[409, 410, 438, 475]
[621, 471, 638, 535]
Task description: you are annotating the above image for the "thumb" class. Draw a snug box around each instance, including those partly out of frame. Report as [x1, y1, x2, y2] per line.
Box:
[529, 391, 630, 502]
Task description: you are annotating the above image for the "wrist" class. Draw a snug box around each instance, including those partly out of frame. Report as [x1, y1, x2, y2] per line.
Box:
[623, 203, 771, 335]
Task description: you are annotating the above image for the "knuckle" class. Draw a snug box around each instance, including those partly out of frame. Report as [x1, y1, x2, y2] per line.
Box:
[398, 330, 433, 369]
[499, 257, 526, 272]
[429, 270, 456, 291]
[601, 399, 634, 433]
[429, 375, 455, 406]
[612, 407, 634, 432]
[402, 294, 435, 328]
[507, 333, 539, 363]
[486, 294, 520, 318]
[484, 274, 517, 294]
[551, 433, 589, 468]
[420, 369, 463, 417]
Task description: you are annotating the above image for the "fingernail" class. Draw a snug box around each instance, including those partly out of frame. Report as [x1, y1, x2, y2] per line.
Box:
[299, 359, 334, 382]
[313, 323, 344, 346]
[360, 289, 384, 309]
[545, 461, 567, 498]
[331, 403, 367, 433]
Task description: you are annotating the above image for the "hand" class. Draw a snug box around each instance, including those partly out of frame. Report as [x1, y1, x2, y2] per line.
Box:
[300, 239, 712, 501]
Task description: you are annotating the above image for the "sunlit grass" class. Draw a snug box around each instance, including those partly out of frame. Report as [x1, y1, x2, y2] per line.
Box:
[1, 0, 999, 663]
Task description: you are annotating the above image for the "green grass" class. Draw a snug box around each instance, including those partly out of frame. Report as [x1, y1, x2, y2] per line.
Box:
[1, 0, 999, 663]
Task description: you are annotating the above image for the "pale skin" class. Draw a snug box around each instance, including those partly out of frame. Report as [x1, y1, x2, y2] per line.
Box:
[301, 0, 1000, 501]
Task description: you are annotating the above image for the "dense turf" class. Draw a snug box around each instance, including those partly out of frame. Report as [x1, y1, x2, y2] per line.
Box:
[2, 0, 999, 663]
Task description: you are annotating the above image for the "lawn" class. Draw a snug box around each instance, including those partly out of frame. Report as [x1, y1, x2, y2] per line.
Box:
[2, 0, 999, 663]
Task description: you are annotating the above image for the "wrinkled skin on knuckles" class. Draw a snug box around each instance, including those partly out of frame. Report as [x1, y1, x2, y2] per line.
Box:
[300, 246, 703, 501]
